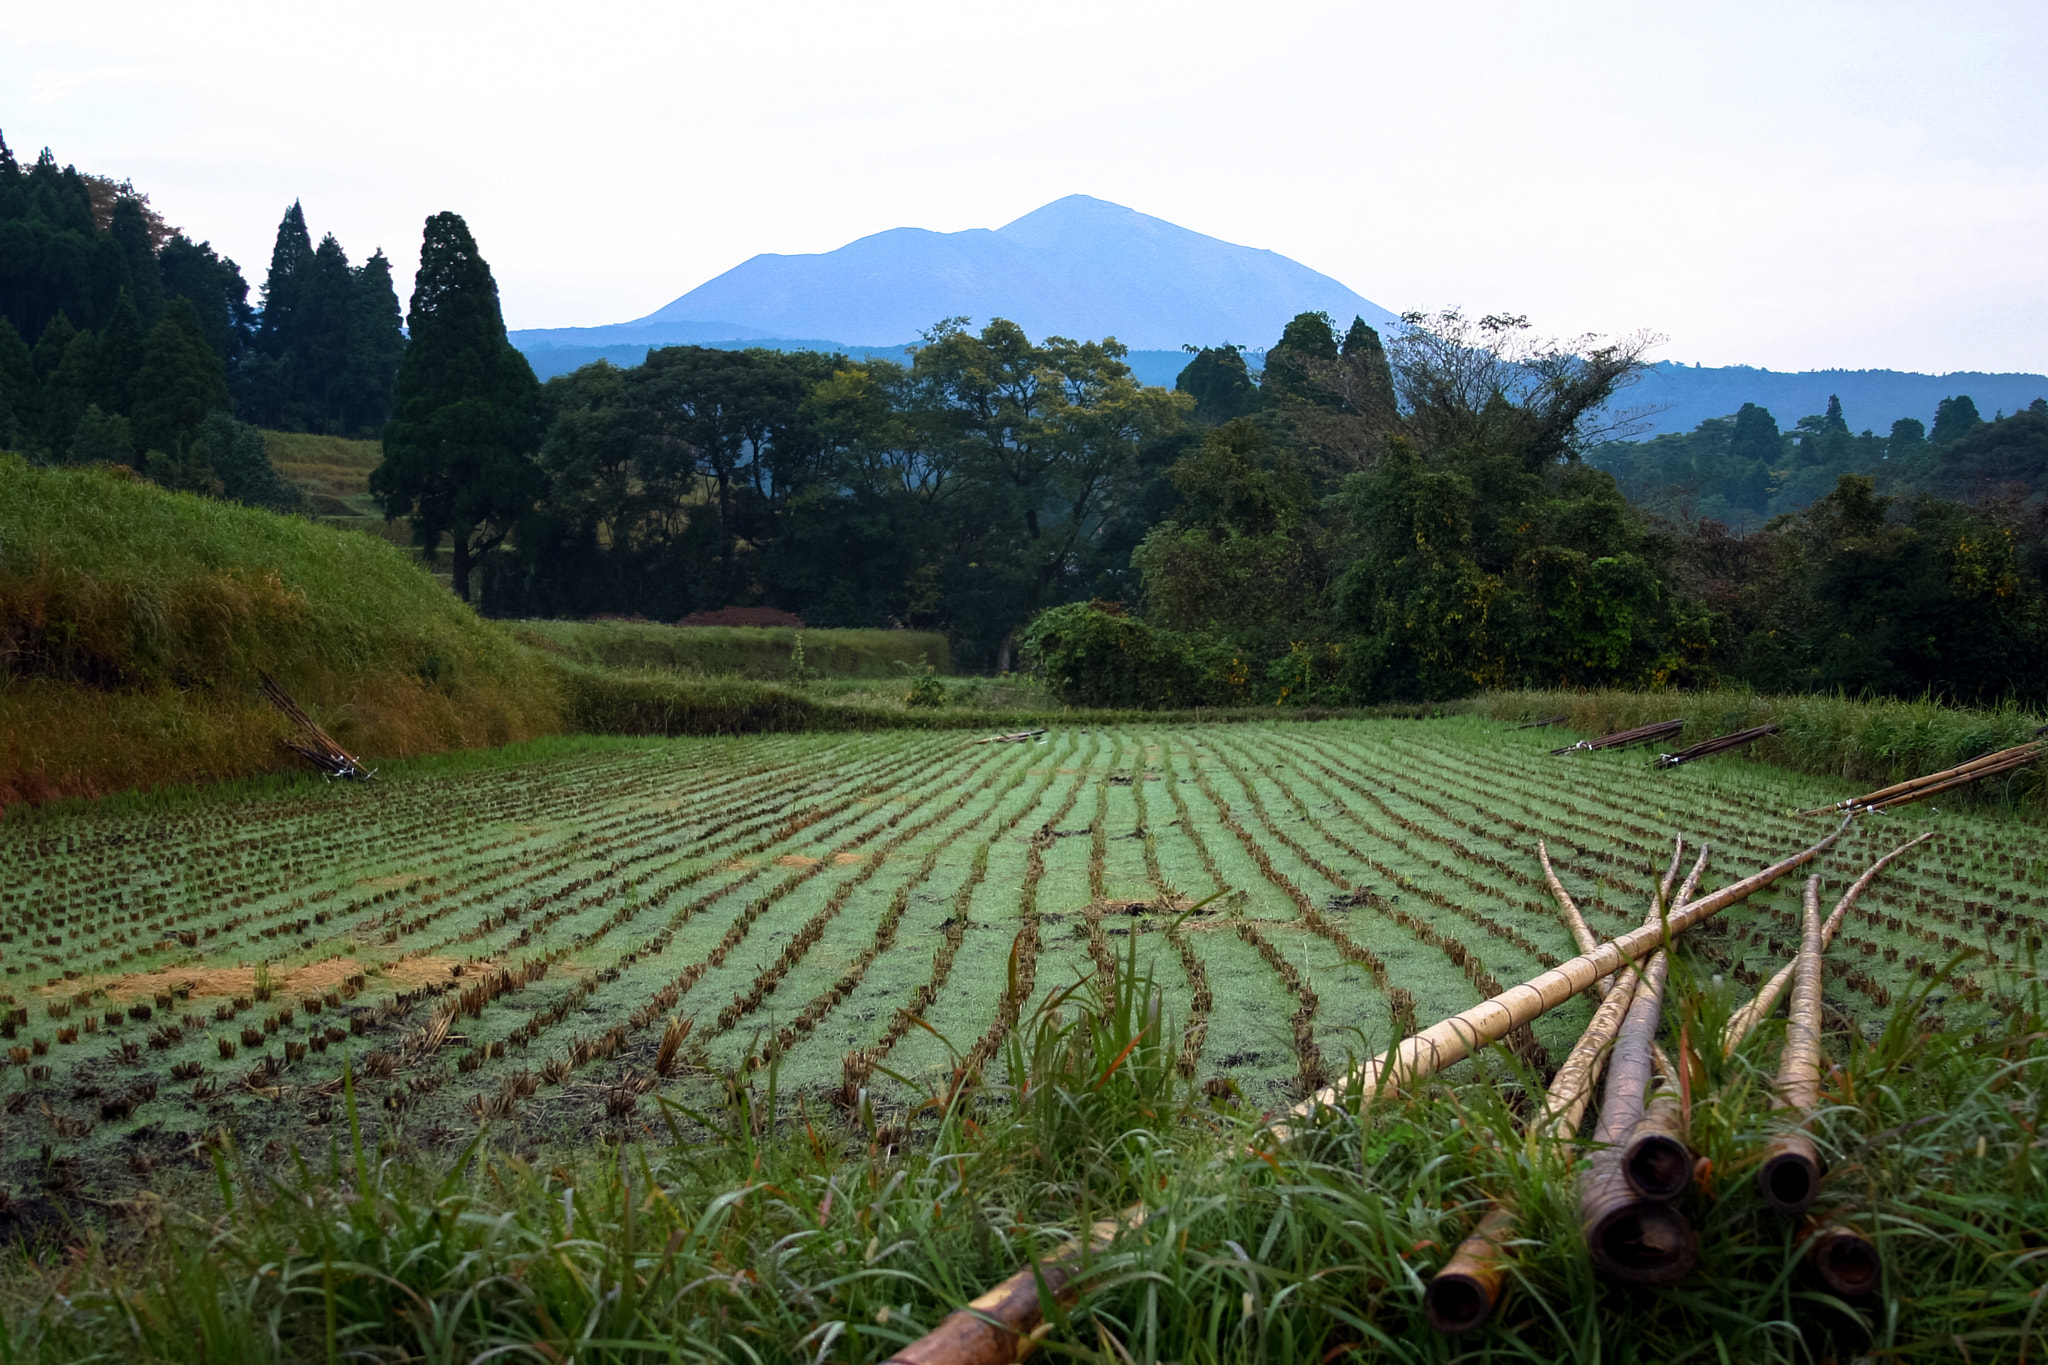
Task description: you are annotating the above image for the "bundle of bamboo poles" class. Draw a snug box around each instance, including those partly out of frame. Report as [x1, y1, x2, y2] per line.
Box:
[1513, 714, 1569, 731]
[1655, 724, 1779, 769]
[257, 672, 374, 781]
[1428, 841, 1706, 1331]
[1801, 740, 2046, 815]
[884, 821, 1852, 1365]
[973, 728, 1050, 745]
[1715, 835, 1925, 1295]
[1552, 719, 1685, 756]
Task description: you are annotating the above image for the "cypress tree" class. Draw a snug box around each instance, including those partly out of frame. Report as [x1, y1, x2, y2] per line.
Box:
[196, 410, 301, 511]
[1174, 345, 1259, 424]
[94, 290, 145, 416]
[160, 234, 256, 370]
[132, 296, 231, 460]
[1262, 311, 1340, 406]
[346, 249, 406, 432]
[30, 310, 77, 391]
[69, 404, 133, 466]
[256, 201, 312, 359]
[1823, 393, 1848, 434]
[0, 316, 32, 426]
[1341, 316, 1396, 415]
[107, 196, 163, 327]
[296, 233, 355, 426]
[371, 211, 542, 603]
[43, 327, 97, 455]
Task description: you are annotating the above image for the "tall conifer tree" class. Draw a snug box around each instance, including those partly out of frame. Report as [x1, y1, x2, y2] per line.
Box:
[107, 196, 163, 326]
[93, 290, 144, 416]
[132, 296, 231, 459]
[372, 212, 542, 603]
[256, 201, 312, 358]
[346, 249, 406, 431]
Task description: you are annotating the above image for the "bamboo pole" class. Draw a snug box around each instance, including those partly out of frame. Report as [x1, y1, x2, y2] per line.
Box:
[1723, 834, 1933, 1055]
[1620, 843, 1709, 1200]
[1579, 947, 1696, 1283]
[881, 1217, 1121, 1365]
[1655, 724, 1780, 769]
[1423, 1206, 1517, 1335]
[1552, 719, 1685, 756]
[1757, 878, 1826, 1214]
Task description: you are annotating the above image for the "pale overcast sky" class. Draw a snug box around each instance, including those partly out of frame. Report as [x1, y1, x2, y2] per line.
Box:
[7, 0, 2042, 373]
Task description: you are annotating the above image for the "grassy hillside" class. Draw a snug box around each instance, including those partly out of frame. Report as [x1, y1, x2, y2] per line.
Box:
[262, 431, 381, 515]
[513, 617, 950, 678]
[0, 454, 563, 806]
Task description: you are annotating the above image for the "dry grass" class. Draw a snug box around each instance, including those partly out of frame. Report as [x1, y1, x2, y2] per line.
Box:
[45, 954, 487, 1002]
[261, 431, 381, 500]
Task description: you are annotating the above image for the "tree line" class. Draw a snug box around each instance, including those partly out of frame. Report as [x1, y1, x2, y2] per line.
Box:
[1591, 391, 2048, 525]
[0, 134, 402, 504]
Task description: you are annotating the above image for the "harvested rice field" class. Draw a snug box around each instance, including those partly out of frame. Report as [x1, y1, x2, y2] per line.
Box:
[2, 719, 2041, 1187]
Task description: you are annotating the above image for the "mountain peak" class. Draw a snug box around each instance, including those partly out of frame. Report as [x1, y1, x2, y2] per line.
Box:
[539, 198, 1399, 352]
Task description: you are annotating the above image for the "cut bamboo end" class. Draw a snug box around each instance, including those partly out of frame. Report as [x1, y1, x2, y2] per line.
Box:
[1757, 1130, 1822, 1215]
[1586, 1201, 1698, 1285]
[1581, 1155, 1697, 1285]
[1801, 1217, 1882, 1298]
[1424, 1206, 1515, 1335]
[1623, 1093, 1692, 1201]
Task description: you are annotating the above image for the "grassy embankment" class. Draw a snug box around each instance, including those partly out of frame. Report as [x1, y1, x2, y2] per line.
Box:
[0, 455, 562, 807]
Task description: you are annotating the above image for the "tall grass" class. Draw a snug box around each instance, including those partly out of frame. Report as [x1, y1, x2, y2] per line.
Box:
[513, 618, 953, 679]
[2, 936, 2039, 1362]
[1482, 688, 2048, 809]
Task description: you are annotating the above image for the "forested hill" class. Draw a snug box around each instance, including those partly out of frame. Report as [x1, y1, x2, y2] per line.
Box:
[1624, 360, 2048, 437]
[507, 195, 1398, 355]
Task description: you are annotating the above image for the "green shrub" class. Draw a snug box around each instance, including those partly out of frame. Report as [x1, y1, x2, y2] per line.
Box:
[1020, 601, 1229, 708]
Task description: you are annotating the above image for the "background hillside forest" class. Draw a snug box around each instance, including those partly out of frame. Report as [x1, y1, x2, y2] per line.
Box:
[5, 136, 2047, 705]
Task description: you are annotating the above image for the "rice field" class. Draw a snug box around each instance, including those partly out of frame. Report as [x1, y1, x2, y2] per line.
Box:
[2, 718, 2042, 1189]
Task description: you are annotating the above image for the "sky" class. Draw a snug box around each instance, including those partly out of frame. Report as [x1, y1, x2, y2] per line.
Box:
[7, 0, 2044, 375]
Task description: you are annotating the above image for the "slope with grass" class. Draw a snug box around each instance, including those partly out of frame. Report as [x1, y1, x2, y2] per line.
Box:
[0, 455, 564, 805]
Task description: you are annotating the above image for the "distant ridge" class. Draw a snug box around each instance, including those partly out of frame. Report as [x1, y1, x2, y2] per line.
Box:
[1623, 362, 2048, 438]
[510, 195, 1399, 355]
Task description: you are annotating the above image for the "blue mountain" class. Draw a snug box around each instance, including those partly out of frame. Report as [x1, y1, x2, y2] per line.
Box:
[510, 195, 1399, 355]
